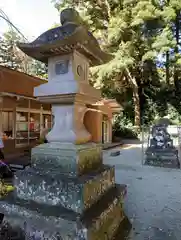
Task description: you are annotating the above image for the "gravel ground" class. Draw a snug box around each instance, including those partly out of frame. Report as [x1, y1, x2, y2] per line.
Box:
[103, 144, 181, 240]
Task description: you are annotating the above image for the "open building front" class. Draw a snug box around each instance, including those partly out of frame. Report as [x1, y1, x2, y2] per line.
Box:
[0, 66, 52, 155]
[0, 66, 122, 155]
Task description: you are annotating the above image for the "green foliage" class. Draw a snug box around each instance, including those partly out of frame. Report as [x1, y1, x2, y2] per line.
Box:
[0, 30, 48, 79]
[166, 104, 181, 124]
[113, 127, 139, 139]
[112, 114, 138, 139]
[50, 1, 181, 127]
[0, 31, 22, 70]
[30, 60, 48, 79]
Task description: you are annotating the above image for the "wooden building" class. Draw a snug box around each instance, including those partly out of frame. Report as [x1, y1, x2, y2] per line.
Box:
[0, 66, 51, 155]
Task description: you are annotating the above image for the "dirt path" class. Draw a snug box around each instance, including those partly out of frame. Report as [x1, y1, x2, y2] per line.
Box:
[103, 144, 181, 240]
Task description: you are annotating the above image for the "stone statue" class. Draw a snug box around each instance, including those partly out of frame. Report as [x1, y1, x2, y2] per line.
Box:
[145, 123, 179, 168]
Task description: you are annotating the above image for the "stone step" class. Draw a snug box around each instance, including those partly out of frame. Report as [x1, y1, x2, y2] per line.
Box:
[146, 149, 178, 154]
[0, 184, 126, 239]
[14, 165, 115, 214]
[145, 156, 179, 161]
[145, 159, 180, 169]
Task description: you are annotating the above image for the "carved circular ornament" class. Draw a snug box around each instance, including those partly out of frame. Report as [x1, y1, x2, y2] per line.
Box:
[77, 65, 83, 77]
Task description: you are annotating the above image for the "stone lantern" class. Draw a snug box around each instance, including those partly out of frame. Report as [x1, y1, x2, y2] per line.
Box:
[0, 8, 127, 239]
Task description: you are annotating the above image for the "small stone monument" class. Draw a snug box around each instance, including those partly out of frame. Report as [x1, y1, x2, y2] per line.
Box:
[145, 121, 179, 168]
[0, 8, 127, 239]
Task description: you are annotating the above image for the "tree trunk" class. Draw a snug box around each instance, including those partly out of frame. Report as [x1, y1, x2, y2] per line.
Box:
[125, 68, 141, 127]
[174, 11, 180, 89]
[133, 87, 141, 127]
[166, 51, 169, 84]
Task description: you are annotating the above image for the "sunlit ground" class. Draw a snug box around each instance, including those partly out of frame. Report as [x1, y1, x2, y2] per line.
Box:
[104, 144, 181, 240]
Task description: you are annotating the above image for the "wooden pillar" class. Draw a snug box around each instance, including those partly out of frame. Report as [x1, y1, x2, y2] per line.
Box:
[108, 120, 112, 143]
[40, 105, 43, 138]
[51, 111, 53, 128]
[28, 99, 30, 145]
[0, 96, 3, 135]
[12, 100, 17, 139]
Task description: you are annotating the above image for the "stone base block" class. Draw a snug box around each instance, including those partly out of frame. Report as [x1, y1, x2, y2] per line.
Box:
[31, 142, 102, 176]
[145, 158, 180, 169]
[146, 147, 178, 154]
[14, 165, 115, 213]
[0, 184, 126, 239]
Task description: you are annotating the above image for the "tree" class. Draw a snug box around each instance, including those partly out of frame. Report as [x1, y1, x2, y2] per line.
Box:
[51, 0, 181, 127]
[52, 0, 165, 127]
[0, 30, 23, 70]
[30, 60, 48, 79]
[0, 30, 48, 79]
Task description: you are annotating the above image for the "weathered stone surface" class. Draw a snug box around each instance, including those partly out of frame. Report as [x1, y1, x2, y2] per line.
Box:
[0, 184, 126, 239]
[60, 8, 84, 25]
[31, 142, 103, 176]
[14, 165, 115, 213]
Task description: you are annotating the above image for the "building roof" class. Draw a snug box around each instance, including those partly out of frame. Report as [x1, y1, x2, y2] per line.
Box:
[102, 99, 123, 112]
[0, 66, 47, 97]
[92, 98, 123, 113]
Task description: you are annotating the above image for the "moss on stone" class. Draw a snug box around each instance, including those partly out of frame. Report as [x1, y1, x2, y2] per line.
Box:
[0, 181, 14, 198]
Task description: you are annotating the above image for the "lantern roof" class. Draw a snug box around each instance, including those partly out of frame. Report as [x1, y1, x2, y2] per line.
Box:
[17, 8, 113, 66]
